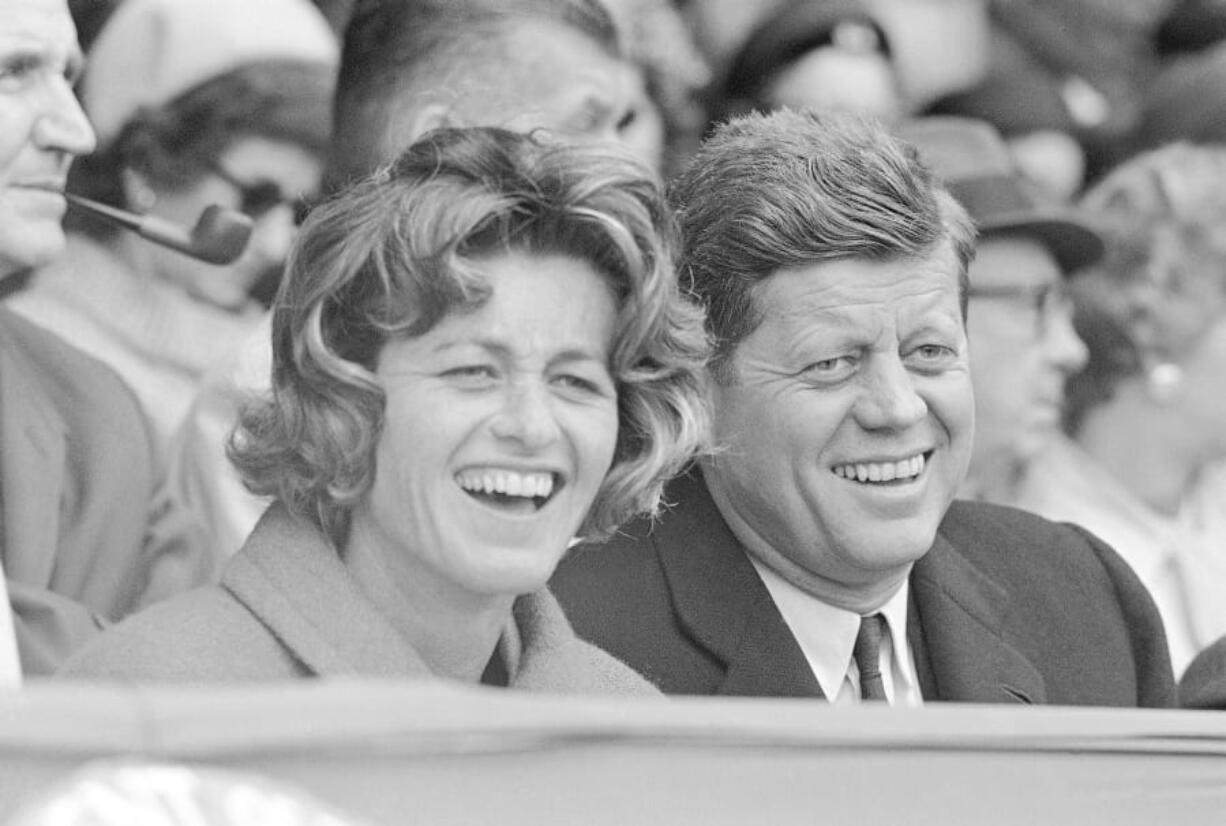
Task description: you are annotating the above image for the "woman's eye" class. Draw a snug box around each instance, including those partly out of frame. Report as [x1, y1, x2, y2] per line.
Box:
[553, 373, 608, 396]
[442, 365, 497, 384]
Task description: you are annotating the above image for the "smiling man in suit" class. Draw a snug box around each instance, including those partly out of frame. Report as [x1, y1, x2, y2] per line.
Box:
[551, 108, 1174, 707]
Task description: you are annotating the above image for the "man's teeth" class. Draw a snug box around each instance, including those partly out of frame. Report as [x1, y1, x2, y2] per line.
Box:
[832, 454, 924, 483]
[456, 469, 555, 499]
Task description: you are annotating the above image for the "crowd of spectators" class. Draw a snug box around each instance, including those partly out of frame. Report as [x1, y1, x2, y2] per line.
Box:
[4, 0, 1226, 715]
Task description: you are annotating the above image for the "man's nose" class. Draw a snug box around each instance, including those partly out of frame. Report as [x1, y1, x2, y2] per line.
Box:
[1045, 304, 1089, 374]
[34, 79, 96, 158]
[853, 356, 928, 430]
[490, 382, 562, 450]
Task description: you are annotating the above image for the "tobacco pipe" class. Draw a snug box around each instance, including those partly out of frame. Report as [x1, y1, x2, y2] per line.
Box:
[66, 193, 254, 265]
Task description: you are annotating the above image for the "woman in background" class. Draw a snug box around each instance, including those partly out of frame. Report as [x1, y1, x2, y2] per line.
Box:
[1016, 142, 1226, 677]
[61, 127, 709, 689]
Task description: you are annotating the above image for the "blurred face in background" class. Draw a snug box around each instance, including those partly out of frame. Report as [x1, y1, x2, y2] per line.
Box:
[0, 0, 95, 277]
[965, 234, 1086, 498]
[453, 19, 665, 173]
[136, 135, 321, 311]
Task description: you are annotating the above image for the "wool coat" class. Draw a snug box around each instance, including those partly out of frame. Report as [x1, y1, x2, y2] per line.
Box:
[61, 504, 658, 696]
[0, 309, 211, 674]
[551, 468, 1176, 706]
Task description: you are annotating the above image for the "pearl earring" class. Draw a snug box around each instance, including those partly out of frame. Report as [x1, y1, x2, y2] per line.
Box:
[1146, 362, 1185, 405]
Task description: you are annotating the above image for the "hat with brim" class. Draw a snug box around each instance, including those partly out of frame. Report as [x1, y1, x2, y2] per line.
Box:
[896, 116, 1103, 273]
[722, 0, 891, 105]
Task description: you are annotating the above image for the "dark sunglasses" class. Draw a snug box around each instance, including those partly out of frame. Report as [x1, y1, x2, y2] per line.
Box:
[209, 164, 314, 225]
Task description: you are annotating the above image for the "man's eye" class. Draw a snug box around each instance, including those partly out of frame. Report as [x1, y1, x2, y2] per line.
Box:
[802, 355, 857, 382]
[906, 344, 957, 371]
[0, 56, 40, 86]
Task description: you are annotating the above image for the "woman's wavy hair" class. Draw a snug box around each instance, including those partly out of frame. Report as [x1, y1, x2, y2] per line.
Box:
[230, 126, 711, 549]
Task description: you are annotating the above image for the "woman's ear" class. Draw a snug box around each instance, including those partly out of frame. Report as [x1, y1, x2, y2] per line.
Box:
[120, 167, 158, 213]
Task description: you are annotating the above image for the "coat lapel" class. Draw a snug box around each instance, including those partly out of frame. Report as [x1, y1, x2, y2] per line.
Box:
[0, 323, 66, 584]
[654, 471, 821, 698]
[222, 506, 434, 678]
[909, 534, 1047, 704]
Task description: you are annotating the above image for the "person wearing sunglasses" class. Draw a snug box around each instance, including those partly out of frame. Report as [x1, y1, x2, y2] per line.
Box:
[897, 116, 1104, 506]
[7, 0, 337, 450]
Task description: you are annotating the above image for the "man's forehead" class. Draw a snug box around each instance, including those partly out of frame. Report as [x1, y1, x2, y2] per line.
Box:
[3, 0, 80, 48]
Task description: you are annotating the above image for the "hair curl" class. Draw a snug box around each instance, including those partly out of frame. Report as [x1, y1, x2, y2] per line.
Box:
[667, 108, 976, 382]
[230, 126, 710, 548]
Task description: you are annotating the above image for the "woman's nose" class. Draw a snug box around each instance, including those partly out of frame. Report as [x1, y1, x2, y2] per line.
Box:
[490, 383, 562, 450]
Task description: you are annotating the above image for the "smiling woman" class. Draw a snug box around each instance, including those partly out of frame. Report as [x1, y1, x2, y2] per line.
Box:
[59, 126, 710, 691]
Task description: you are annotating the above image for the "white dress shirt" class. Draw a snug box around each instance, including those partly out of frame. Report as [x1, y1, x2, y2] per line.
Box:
[749, 556, 922, 706]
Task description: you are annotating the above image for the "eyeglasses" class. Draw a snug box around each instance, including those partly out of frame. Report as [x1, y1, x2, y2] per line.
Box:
[209, 163, 314, 225]
[968, 280, 1074, 337]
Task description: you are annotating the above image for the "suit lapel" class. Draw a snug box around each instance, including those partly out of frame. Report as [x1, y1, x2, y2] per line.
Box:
[654, 470, 821, 698]
[0, 325, 66, 584]
[909, 534, 1047, 704]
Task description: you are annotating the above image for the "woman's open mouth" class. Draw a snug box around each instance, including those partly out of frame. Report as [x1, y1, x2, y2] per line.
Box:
[455, 469, 561, 513]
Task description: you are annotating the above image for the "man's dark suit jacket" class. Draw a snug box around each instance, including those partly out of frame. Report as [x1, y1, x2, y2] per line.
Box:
[551, 468, 1175, 706]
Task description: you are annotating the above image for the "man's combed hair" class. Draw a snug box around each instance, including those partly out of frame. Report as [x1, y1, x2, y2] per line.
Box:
[230, 126, 710, 549]
[668, 108, 975, 380]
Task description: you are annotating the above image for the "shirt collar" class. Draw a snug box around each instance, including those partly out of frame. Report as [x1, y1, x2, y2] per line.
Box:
[748, 555, 915, 702]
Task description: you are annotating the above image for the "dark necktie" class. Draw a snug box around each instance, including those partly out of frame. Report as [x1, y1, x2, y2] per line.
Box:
[853, 613, 889, 702]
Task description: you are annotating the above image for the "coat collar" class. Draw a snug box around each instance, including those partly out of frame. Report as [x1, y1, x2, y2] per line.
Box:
[652, 469, 821, 697]
[652, 469, 1046, 703]
[223, 505, 655, 694]
[222, 505, 433, 678]
[0, 314, 67, 583]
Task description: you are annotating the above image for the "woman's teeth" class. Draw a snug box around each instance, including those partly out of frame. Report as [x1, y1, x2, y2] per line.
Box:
[832, 454, 925, 483]
[456, 469, 556, 500]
